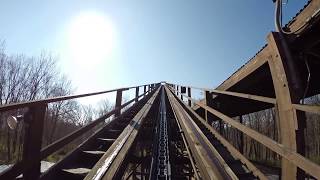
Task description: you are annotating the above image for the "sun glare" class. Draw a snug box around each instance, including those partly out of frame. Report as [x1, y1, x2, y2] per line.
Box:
[67, 12, 116, 66]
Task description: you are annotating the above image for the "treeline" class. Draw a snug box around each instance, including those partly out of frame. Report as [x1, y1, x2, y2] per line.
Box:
[216, 95, 320, 167]
[0, 42, 112, 164]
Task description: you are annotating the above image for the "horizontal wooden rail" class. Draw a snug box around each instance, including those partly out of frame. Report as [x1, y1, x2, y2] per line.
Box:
[0, 83, 156, 112]
[170, 86, 320, 179]
[171, 84, 276, 104]
[293, 104, 320, 115]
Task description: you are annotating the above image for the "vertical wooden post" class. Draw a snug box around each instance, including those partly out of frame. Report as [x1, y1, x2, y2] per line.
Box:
[204, 90, 210, 123]
[144, 85, 146, 95]
[135, 87, 139, 102]
[176, 85, 179, 96]
[239, 115, 244, 154]
[23, 104, 46, 180]
[187, 87, 191, 107]
[267, 32, 306, 179]
[115, 89, 123, 117]
[180, 88, 183, 101]
[205, 90, 222, 133]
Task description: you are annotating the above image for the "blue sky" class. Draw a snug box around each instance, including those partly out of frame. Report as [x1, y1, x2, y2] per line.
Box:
[0, 0, 309, 101]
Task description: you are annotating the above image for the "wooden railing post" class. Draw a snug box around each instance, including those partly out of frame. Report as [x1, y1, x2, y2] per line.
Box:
[187, 87, 191, 107]
[135, 87, 139, 102]
[267, 32, 306, 179]
[239, 115, 244, 154]
[204, 90, 210, 123]
[23, 104, 46, 180]
[115, 89, 123, 117]
[205, 90, 222, 134]
[176, 85, 179, 96]
[144, 85, 146, 95]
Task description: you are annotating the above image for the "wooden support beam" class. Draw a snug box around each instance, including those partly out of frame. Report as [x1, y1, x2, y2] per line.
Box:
[267, 32, 306, 179]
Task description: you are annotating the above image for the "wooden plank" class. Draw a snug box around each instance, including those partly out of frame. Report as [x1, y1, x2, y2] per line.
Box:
[84, 87, 160, 180]
[293, 104, 320, 115]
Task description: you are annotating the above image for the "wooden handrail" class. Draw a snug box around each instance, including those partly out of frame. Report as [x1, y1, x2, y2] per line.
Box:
[0, 83, 159, 180]
[171, 83, 276, 104]
[293, 104, 320, 115]
[0, 83, 156, 112]
[169, 86, 320, 179]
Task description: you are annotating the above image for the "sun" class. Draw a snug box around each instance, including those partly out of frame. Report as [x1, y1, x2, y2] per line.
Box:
[67, 11, 116, 66]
